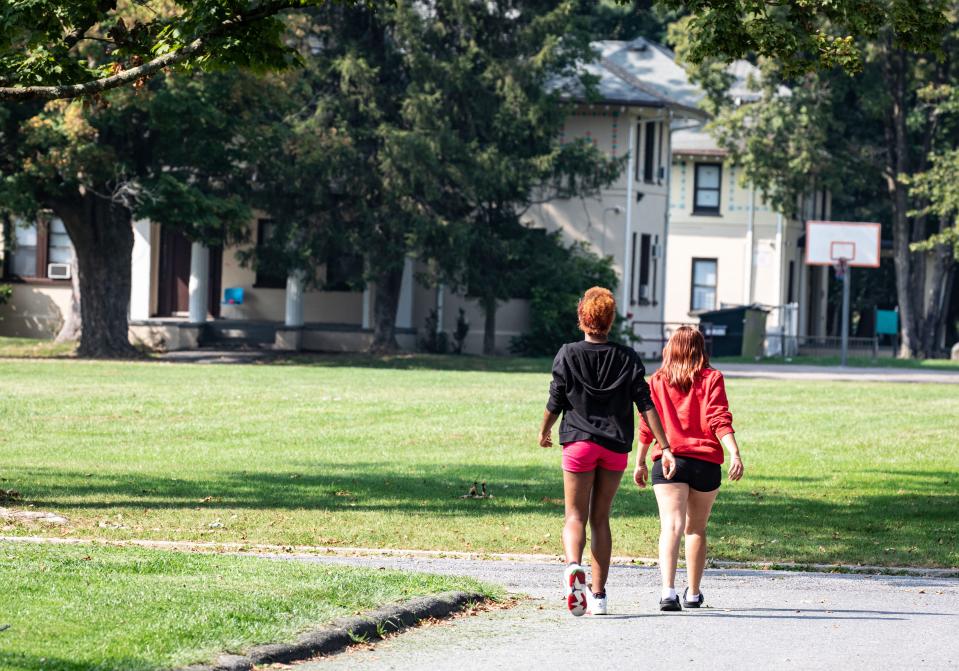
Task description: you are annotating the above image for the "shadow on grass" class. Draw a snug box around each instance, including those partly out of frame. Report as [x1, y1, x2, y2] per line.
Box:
[270, 352, 554, 373]
[11, 465, 959, 566]
[0, 653, 154, 671]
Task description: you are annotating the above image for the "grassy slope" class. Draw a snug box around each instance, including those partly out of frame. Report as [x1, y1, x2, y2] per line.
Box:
[0, 541, 494, 671]
[0, 357, 957, 567]
[0, 337, 75, 359]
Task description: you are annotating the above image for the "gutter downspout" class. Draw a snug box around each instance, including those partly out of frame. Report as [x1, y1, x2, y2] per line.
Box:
[621, 118, 637, 317]
[660, 109, 673, 326]
[744, 185, 756, 305]
[775, 212, 785, 307]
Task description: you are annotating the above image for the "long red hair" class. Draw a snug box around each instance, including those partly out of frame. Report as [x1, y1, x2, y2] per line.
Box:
[656, 326, 709, 391]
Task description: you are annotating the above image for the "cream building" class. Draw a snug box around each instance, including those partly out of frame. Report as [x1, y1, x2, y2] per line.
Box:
[0, 37, 827, 357]
[665, 126, 830, 354]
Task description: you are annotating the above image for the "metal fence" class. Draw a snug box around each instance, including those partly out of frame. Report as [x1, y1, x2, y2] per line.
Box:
[765, 334, 883, 360]
[628, 320, 713, 359]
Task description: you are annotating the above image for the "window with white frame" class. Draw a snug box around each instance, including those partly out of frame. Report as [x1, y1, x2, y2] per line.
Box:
[693, 163, 722, 214]
[4, 217, 74, 280]
[690, 258, 717, 312]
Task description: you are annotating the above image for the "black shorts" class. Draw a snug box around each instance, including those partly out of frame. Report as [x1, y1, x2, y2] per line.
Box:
[651, 455, 721, 492]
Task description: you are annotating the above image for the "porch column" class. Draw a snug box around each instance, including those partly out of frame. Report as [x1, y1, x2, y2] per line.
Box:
[129, 219, 152, 321]
[188, 241, 209, 323]
[396, 257, 414, 329]
[284, 270, 305, 327]
[362, 286, 371, 329]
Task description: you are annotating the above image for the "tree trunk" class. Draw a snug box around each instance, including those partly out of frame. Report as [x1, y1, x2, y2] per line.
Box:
[54, 194, 139, 358]
[882, 44, 921, 358]
[369, 264, 404, 354]
[55, 255, 81, 343]
[917, 221, 955, 358]
[480, 296, 497, 355]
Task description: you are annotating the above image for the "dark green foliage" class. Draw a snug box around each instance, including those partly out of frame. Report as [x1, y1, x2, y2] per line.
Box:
[657, 0, 949, 76]
[0, 283, 11, 306]
[0, 1, 368, 101]
[510, 234, 621, 356]
[420, 310, 449, 354]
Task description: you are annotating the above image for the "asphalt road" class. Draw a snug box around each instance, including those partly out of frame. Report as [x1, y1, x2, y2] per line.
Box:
[288, 555, 959, 671]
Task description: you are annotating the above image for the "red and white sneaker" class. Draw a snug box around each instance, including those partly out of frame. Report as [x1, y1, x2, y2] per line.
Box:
[564, 563, 588, 617]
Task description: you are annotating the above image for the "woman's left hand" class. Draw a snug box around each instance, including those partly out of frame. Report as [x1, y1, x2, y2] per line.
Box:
[538, 430, 553, 448]
[728, 455, 744, 481]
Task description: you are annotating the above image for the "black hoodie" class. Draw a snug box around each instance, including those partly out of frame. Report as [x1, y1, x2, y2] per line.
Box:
[546, 340, 655, 453]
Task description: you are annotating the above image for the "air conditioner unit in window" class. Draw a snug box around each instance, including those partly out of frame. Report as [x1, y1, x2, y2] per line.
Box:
[651, 244, 662, 259]
[47, 263, 71, 280]
[639, 284, 650, 301]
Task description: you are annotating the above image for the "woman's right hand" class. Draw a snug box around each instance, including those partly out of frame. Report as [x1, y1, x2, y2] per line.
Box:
[538, 430, 553, 448]
[728, 454, 744, 481]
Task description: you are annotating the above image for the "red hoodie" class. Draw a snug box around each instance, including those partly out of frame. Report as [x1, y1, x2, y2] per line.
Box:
[637, 367, 734, 465]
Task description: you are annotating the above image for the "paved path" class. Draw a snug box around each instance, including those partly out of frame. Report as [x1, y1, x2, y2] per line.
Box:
[285, 555, 959, 671]
[710, 362, 959, 384]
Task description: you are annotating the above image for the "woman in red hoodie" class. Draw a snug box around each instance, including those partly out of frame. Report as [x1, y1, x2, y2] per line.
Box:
[635, 326, 744, 611]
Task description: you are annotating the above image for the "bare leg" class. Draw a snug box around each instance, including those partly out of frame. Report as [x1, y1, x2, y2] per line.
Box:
[587, 468, 625, 593]
[562, 470, 595, 565]
[685, 487, 719, 595]
[653, 483, 690, 592]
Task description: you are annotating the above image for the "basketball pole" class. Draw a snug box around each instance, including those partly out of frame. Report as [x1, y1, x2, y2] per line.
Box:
[840, 259, 850, 367]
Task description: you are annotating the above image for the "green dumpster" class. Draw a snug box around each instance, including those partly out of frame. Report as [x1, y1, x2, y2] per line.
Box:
[698, 305, 770, 358]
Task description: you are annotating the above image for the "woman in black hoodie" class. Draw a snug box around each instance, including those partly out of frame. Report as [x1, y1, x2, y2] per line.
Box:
[538, 287, 671, 616]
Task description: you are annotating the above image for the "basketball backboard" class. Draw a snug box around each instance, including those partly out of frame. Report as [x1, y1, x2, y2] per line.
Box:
[805, 221, 881, 267]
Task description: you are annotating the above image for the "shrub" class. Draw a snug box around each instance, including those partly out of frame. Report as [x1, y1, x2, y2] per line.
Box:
[510, 234, 629, 356]
[419, 309, 449, 353]
[452, 308, 469, 354]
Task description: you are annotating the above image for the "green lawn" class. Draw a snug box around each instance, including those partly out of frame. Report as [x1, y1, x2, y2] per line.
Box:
[0, 541, 494, 671]
[713, 354, 959, 370]
[1, 356, 957, 567]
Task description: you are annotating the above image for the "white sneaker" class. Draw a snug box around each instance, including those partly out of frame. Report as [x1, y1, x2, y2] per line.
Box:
[586, 591, 608, 615]
[563, 564, 588, 617]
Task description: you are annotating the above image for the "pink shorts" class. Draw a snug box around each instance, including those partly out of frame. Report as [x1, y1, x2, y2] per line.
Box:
[562, 440, 628, 473]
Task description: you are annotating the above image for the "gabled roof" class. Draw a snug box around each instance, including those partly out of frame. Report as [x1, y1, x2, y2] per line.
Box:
[559, 37, 769, 123]
[559, 38, 705, 118]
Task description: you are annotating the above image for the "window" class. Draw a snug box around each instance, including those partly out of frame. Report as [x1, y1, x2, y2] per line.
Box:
[642, 122, 658, 183]
[254, 219, 286, 289]
[787, 260, 795, 303]
[693, 163, 722, 215]
[690, 258, 717, 312]
[639, 234, 651, 292]
[629, 233, 653, 305]
[325, 252, 364, 291]
[4, 217, 74, 280]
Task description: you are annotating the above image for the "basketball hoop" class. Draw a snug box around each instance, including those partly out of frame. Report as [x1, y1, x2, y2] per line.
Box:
[806, 221, 881, 367]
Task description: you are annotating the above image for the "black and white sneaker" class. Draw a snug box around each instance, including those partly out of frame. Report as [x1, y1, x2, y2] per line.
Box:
[682, 587, 704, 608]
[659, 595, 682, 612]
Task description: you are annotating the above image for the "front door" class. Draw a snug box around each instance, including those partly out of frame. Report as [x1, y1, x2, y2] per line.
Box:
[156, 228, 222, 318]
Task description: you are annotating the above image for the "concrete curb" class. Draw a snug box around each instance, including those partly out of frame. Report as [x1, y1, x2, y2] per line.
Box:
[176, 590, 486, 671]
[3, 535, 959, 578]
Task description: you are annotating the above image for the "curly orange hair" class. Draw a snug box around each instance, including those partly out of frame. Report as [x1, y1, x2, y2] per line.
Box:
[577, 287, 616, 337]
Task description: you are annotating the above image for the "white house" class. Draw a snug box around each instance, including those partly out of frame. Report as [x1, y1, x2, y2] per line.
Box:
[0, 37, 826, 358]
[665, 125, 831, 354]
